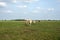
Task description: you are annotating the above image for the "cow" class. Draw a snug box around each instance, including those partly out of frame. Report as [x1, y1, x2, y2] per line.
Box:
[25, 19, 32, 25]
[25, 19, 36, 26]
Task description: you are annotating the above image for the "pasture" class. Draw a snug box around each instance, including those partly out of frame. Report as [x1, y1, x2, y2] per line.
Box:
[0, 20, 60, 40]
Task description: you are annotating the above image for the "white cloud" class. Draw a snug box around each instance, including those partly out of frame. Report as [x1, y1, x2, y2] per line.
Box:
[48, 8, 54, 11]
[32, 10, 39, 13]
[36, 7, 41, 9]
[17, 0, 39, 3]
[0, 10, 13, 13]
[12, 0, 17, 3]
[16, 5, 27, 8]
[0, 2, 7, 7]
[25, 0, 39, 3]
[7, 10, 13, 13]
[42, 8, 55, 13]
[32, 8, 55, 14]
[5, 10, 13, 13]
[24, 5, 27, 8]
[23, 12, 28, 14]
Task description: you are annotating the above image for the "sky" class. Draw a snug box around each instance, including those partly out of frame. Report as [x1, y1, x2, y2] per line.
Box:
[0, 0, 60, 20]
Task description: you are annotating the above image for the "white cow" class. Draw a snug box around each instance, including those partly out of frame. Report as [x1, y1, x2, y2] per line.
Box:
[26, 19, 32, 25]
[25, 19, 33, 25]
[25, 19, 37, 26]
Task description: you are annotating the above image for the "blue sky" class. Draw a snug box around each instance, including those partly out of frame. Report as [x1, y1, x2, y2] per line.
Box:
[0, 0, 60, 20]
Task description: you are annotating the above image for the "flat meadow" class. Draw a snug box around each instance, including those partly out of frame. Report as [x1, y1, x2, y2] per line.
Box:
[0, 20, 60, 40]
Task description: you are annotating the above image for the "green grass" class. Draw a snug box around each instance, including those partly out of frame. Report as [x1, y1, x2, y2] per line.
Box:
[0, 21, 60, 40]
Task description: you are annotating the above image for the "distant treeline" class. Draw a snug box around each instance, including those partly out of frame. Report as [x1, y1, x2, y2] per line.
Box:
[0, 19, 60, 21]
[12, 19, 25, 21]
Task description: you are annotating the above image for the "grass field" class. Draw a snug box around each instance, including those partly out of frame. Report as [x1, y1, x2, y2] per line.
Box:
[0, 20, 60, 40]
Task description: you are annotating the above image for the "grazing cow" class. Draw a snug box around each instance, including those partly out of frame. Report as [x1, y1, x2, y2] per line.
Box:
[25, 19, 37, 26]
[25, 19, 33, 26]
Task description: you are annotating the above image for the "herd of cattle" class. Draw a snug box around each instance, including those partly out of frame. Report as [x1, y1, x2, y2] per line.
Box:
[25, 19, 40, 26]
